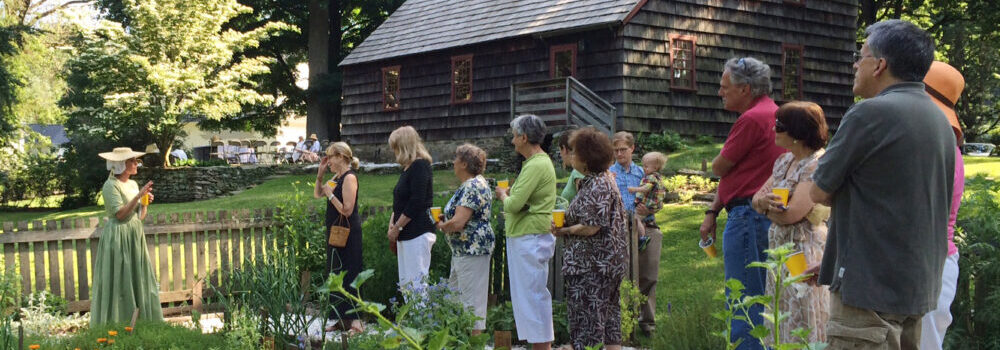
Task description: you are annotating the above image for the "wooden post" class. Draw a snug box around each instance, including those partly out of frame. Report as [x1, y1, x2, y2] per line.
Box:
[130, 308, 139, 329]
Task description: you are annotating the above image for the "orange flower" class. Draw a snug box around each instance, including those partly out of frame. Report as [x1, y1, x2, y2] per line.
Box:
[124, 327, 133, 332]
[107, 339, 115, 345]
[97, 338, 107, 343]
[29, 345, 39, 350]
[108, 330, 118, 336]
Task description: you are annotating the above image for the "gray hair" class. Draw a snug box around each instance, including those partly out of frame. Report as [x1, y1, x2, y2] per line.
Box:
[455, 143, 487, 175]
[724, 57, 772, 98]
[864, 19, 934, 82]
[510, 114, 547, 145]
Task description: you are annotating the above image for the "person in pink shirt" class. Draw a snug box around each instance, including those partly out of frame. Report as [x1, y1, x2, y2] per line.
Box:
[920, 61, 965, 350]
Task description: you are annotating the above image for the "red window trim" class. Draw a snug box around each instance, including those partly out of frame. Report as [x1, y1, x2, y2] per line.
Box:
[669, 34, 697, 91]
[382, 65, 400, 111]
[549, 43, 577, 78]
[781, 44, 805, 101]
[450, 54, 473, 104]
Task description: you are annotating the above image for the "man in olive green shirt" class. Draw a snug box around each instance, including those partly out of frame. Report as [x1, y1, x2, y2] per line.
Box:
[496, 114, 557, 349]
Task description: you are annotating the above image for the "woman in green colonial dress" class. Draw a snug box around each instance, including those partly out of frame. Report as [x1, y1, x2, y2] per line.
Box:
[90, 147, 164, 324]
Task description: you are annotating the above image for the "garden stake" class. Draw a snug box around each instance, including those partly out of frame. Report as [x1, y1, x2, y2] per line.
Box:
[18, 323, 22, 350]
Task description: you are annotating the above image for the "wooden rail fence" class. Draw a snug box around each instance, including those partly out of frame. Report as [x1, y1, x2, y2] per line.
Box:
[0, 205, 634, 315]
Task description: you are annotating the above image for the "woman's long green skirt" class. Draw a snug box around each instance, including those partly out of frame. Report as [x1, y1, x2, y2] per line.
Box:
[89, 216, 164, 324]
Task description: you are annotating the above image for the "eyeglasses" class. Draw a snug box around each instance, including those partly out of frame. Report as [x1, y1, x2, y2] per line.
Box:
[775, 120, 787, 133]
[614, 147, 631, 154]
[853, 52, 875, 63]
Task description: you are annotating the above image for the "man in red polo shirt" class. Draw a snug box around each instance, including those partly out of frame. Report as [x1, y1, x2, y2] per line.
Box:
[700, 56, 786, 350]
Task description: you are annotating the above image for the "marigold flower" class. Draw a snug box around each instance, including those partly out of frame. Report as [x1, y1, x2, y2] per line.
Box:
[29, 345, 39, 349]
[124, 327, 133, 332]
[107, 339, 115, 345]
[97, 338, 107, 343]
[108, 330, 118, 336]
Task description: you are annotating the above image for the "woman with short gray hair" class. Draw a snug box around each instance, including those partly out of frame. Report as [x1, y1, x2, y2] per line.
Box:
[724, 57, 772, 98]
[496, 114, 557, 349]
[436, 143, 494, 336]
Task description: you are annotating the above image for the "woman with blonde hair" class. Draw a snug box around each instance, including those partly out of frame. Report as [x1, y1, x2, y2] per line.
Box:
[91, 147, 163, 324]
[388, 126, 437, 293]
[316, 141, 364, 333]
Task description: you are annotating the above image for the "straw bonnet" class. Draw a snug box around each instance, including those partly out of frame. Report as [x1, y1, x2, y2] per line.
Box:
[923, 61, 965, 144]
[99, 147, 146, 161]
[308, 133, 318, 140]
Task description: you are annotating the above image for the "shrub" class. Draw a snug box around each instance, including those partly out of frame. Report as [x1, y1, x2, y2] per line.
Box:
[18, 291, 87, 336]
[662, 175, 717, 203]
[0, 150, 61, 206]
[948, 176, 1000, 349]
[637, 130, 688, 153]
[171, 158, 229, 167]
[272, 181, 327, 277]
[619, 279, 647, 344]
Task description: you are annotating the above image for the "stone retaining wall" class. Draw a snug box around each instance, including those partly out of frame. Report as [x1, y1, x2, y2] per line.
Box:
[134, 165, 312, 203]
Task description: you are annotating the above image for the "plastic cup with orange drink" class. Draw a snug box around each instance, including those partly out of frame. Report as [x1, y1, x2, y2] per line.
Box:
[497, 179, 509, 189]
[785, 251, 807, 276]
[699, 237, 717, 258]
[140, 193, 150, 206]
[552, 209, 565, 228]
[430, 207, 442, 223]
[772, 187, 790, 208]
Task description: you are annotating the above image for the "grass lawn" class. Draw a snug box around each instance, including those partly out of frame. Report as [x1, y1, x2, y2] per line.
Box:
[638, 203, 728, 349]
[662, 143, 724, 174]
[0, 170, 482, 225]
[963, 155, 1000, 178]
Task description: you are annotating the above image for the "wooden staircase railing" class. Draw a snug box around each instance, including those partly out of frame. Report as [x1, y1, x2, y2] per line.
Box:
[511, 76, 616, 135]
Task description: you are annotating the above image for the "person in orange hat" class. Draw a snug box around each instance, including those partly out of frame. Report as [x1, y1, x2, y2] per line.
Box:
[920, 61, 965, 350]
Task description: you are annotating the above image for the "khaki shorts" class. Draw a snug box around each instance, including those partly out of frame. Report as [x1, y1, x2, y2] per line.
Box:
[827, 292, 923, 350]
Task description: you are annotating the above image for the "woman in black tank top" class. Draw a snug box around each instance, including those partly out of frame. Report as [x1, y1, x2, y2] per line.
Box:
[315, 142, 364, 334]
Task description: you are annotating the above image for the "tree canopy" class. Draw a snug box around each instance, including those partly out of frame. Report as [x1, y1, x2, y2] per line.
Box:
[61, 0, 296, 166]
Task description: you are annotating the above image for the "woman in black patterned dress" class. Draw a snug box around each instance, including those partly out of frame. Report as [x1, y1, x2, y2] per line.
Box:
[315, 142, 364, 334]
[550, 128, 628, 350]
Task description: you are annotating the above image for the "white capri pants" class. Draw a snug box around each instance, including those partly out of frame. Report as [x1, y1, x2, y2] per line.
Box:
[397, 232, 437, 292]
[449, 254, 492, 330]
[920, 253, 959, 350]
[507, 233, 556, 343]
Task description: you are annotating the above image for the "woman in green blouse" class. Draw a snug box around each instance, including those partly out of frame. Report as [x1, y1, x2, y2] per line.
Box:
[495, 114, 557, 350]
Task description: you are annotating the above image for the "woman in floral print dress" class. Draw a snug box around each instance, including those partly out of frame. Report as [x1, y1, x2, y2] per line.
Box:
[550, 128, 629, 350]
[436, 143, 495, 335]
[751, 101, 831, 343]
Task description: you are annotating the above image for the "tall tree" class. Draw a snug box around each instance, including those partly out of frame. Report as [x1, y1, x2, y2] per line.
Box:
[0, 23, 27, 149]
[305, 0, 403, 142]
[61, 0, 295, 166]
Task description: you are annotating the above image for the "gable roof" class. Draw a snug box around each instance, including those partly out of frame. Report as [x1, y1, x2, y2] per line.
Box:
[340, 0, 643, 66]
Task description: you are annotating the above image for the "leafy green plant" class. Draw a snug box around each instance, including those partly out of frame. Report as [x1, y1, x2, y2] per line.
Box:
[637, 130, 689, 153]
[171, 158, 230, 167]
[273, 180, 327, 276]
[323, 270, 489, 350]
[713, 243, 826, 350]
[485, 301, 514, 333]
[219, 250, 328, 349]
[619, 279, 647, 344]
[662, 175, 717, 203]
[948, 175, 1000, 349]
[27, 320, 226, 349]
[0, 268, 19, 316]
[18, 291, 87, 336]
[223, 304, 264, 349]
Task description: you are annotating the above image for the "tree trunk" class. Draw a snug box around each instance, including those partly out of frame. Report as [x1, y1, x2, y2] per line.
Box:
[306, 0, 330, 142]
[326, 0, 343, 142]
[859, 0, 878, 30]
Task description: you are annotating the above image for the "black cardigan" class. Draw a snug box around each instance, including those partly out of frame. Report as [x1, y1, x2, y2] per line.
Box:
[392, 159, 434, 241]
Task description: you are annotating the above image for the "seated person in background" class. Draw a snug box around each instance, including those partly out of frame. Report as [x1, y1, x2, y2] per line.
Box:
[298, 134, 322, 163]
[292, 136, 306, 162]
[628, 152, 667, 241]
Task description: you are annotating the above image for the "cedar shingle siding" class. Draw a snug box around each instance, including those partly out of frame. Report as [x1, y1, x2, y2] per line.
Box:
[340, 0, 856, 146]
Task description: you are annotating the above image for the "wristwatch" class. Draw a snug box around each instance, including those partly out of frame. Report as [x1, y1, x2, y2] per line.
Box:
[328, 193, 335, 201]
[704, 209, 719, 216]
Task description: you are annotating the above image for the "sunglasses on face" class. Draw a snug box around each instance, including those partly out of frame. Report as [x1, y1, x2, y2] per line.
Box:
[775, 120, 787, 133]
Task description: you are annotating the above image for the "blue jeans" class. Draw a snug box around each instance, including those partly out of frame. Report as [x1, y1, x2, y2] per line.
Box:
[723, 205, 770, 350]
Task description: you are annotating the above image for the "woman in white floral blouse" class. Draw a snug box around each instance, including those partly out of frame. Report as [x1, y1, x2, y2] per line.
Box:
[550, 128, 628, 350]
[436, 143, 495, 335]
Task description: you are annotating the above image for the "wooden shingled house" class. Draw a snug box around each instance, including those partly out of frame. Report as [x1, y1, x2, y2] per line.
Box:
[339, 0, 858, 160]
